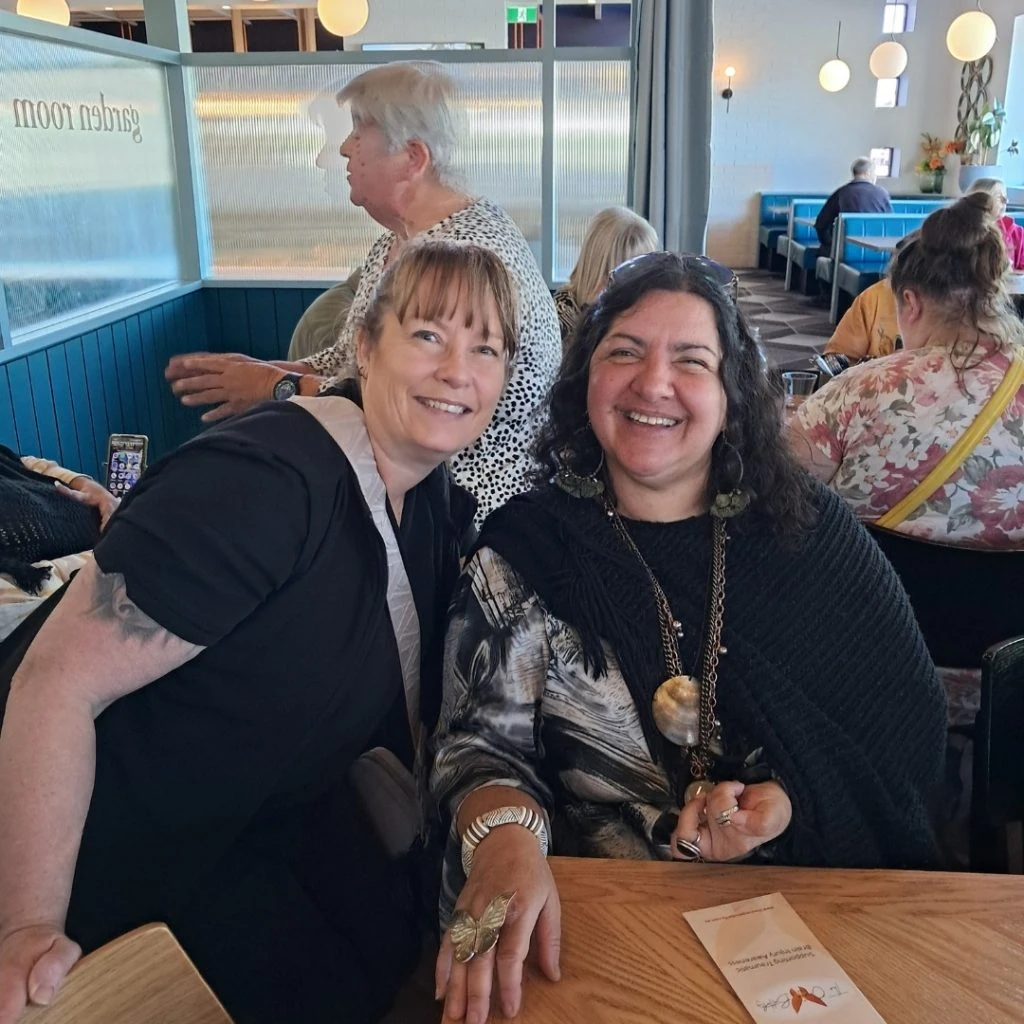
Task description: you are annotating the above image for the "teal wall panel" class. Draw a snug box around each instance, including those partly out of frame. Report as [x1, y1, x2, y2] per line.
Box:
[0, 290, 209, 481]
[0, 287, 316, 482]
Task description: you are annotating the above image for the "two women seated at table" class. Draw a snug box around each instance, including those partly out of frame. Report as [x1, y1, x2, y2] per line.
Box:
[431, 252, 947, 1024]
[553, 206, 658, 347]
[0, 241, 516, 1024]
[789, 193, 1024, 721]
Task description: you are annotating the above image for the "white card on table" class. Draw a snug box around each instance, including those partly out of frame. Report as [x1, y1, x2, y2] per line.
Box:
[683, 892, 886, 1022]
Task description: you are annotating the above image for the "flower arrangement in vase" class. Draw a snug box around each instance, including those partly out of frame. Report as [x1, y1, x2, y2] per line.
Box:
[917, 133, 961, 194]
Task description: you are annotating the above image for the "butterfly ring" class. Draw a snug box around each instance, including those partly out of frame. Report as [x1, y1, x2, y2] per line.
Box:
[449, 891, 517, 964]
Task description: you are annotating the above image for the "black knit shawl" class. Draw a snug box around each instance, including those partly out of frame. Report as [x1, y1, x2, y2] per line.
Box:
[0, 446, 100, 593]
[479, 482, 947, 870]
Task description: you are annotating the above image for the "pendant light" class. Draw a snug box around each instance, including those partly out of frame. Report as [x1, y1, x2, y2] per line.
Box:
[15, 0, 71, 27]
[946, 4, 997, 62]
[869, 39, 909, 79]
[317, 0, 370, 38]
[819, 21, 851, 93]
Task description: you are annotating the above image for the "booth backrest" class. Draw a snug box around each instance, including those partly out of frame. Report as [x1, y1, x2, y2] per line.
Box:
[758, 192, 828, 226]
[836, 212, 932, 269]
[790, 200, 825, 243]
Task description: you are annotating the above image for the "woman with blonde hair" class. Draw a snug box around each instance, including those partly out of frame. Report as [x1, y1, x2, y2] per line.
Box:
[167, 62, 560, 522]
[966, 177, 1024, 269]
[554, 206, 659, 345]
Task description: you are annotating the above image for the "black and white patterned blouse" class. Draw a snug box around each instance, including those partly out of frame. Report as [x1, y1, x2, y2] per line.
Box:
[302, 198, 561, 519]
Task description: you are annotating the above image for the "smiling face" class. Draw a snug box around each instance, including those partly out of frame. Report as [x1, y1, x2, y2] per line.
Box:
[339, 120, 409, 220]
[587, 289, 728, 517]
[357, 283, 509, 468]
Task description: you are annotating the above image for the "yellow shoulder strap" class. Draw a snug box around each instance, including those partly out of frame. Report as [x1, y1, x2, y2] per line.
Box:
[876, 347, 1024, 530]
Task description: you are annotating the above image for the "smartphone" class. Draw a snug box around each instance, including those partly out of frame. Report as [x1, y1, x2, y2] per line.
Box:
[105, 434, 149, 499]
[814, 353, 852, 378]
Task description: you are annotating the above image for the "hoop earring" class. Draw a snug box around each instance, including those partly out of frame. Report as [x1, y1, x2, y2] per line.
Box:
[710, 436, 750, 518]
[554, 447, 605, 499]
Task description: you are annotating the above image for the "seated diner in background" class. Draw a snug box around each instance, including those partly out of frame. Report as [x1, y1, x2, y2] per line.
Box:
[0, 448, 117, 643]
[788, 192, 1024, 725]
[815, 156, 893, 252]
[822, 233, 919, 364]
[0, 241, 517, 1024]
[430, 251, 946, 1024]
[286, 266, 362, 361]
[966, 177, 1024, 270]
[165, 61, 560, 521]
[553, 205, 658, 347]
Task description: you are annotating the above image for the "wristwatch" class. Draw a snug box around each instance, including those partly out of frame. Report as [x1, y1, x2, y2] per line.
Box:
[461, 805, 549, 877]
[272, 372, 304, 401]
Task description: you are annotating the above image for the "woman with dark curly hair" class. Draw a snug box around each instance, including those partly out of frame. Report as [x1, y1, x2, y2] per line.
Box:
[429, 251, 947, 1024]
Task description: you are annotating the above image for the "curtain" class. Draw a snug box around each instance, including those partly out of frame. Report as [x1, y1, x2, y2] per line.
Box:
[631, 0, 714, 255]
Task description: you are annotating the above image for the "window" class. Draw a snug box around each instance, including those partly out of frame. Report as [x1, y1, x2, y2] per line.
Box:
[882, 3, 907, 34]
[875, 76, 909, 108]
[870, 147, 900, 178]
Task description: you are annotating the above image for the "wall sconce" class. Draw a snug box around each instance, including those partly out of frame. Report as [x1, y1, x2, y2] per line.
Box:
[722, 66, 736, 112]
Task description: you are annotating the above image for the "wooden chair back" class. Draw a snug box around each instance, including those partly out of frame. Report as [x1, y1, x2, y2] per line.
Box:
[21, 924, 232, 1024]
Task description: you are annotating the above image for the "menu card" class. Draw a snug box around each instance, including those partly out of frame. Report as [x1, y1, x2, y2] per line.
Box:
[683, 892, 886, 1022]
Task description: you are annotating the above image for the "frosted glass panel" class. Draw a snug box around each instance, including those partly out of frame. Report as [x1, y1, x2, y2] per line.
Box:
[0, 34, 182, 338]
[554, 60, 630, 281]
[188, 63, 542, 279]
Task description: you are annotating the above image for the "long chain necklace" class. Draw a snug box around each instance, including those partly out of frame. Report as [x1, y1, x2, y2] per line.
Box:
[604, 501, 728, 803]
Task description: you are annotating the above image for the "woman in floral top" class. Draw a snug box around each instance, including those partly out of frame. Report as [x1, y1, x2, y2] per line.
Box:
[788, 193, 1024, 825]
[789, 192, 1024, 549]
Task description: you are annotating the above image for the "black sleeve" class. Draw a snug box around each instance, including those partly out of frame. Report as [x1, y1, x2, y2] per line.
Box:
[815, 193, 838, 247]
[93, 441, 311, 647]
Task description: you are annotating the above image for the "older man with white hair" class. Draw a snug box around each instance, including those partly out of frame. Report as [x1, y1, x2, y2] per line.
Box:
[814, 156, 893, 251]
[167, 62, 561, 521]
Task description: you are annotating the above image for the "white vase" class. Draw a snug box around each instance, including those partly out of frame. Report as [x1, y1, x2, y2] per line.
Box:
[959, 164, 1005, 192]
[944, 153, 962, 196]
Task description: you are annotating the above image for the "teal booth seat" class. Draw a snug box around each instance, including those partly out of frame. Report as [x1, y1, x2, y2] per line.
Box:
[784, 200, 826, 295]
[757, 192, 827, 270]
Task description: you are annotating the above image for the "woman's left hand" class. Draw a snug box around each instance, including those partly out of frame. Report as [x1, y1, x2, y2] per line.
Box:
[670, 780, 791, 862]
[56, 479, 120, 529]
[165, 353, 284, 423]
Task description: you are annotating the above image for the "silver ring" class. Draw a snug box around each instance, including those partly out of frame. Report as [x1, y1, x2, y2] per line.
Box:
[715, 803, 740, 827]
[675, 829, 703, 861]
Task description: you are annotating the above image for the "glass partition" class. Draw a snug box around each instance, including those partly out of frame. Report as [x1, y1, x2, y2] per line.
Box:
[187, 62, 543, 279]
[0, 32, 183, 340]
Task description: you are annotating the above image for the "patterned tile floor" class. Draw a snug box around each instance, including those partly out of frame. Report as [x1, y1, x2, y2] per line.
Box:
[735, 269, 832, 371]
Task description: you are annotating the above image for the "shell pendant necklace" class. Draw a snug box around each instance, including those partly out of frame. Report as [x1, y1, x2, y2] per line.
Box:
[604, 500, 728, 804]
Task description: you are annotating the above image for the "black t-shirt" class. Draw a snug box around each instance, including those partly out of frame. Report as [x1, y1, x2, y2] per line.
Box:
[62, 401, 446, 943]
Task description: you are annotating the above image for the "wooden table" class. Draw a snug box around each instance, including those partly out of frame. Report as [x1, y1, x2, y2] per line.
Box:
[497, 858, 1024, 1023]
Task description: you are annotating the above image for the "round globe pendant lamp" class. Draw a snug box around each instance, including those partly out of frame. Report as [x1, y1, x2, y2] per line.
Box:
[819, 21, 851, 93]
[15, 0, 71, 27]
[869, 39, 909, 79]
[946, 8, 997, 62]
[317, 0, 369, 38]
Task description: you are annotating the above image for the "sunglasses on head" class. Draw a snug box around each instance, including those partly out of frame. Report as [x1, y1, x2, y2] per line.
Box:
[607, 250, 735, 290]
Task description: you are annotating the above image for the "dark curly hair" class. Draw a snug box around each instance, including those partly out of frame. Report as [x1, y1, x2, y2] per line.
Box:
[533, 251, 817, 535]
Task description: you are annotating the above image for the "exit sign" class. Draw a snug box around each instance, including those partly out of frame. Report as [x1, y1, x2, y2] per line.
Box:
[506, 5, 538, 24]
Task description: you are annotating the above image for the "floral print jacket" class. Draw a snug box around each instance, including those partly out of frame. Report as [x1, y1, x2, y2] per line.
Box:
[795, 340, 1024, 549]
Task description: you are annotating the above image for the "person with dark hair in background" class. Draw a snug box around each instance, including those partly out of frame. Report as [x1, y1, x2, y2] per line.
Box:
[431, 252, 945, 1024]
[815, 156, 893, 251]
[0, 241, 518, 1024]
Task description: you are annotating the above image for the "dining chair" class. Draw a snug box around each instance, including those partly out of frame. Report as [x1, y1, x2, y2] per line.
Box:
[21, 923, 232, 1024]
[971, 636, 1024, 874]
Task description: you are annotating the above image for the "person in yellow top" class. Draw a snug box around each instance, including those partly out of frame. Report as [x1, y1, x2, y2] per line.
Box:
[823, 279, 899, 360]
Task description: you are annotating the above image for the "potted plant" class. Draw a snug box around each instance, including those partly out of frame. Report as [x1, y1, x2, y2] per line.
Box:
[959, 98, 1008, 191]
[916, 134, 957, 193]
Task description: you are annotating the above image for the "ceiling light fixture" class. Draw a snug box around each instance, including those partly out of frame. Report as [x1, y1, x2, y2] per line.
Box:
[15, 0, 71, 27]
[818, 20, 851, 93]
[317, 0, 370, 38]
[946, 5, 997, 62]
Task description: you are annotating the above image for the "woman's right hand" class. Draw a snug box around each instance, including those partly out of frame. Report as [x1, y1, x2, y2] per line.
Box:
[0, 923, 81, 1023]
[437, 827, 561, 1024]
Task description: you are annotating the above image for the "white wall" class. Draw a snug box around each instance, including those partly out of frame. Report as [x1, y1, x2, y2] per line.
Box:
[346, 0, 506, 50]
[708, 0, 974, 266]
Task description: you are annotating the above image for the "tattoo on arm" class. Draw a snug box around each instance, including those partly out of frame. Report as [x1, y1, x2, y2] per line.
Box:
[84, 570, 187, 646]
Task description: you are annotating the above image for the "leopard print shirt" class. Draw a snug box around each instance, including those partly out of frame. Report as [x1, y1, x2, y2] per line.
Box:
[302, 198, 561, 520]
